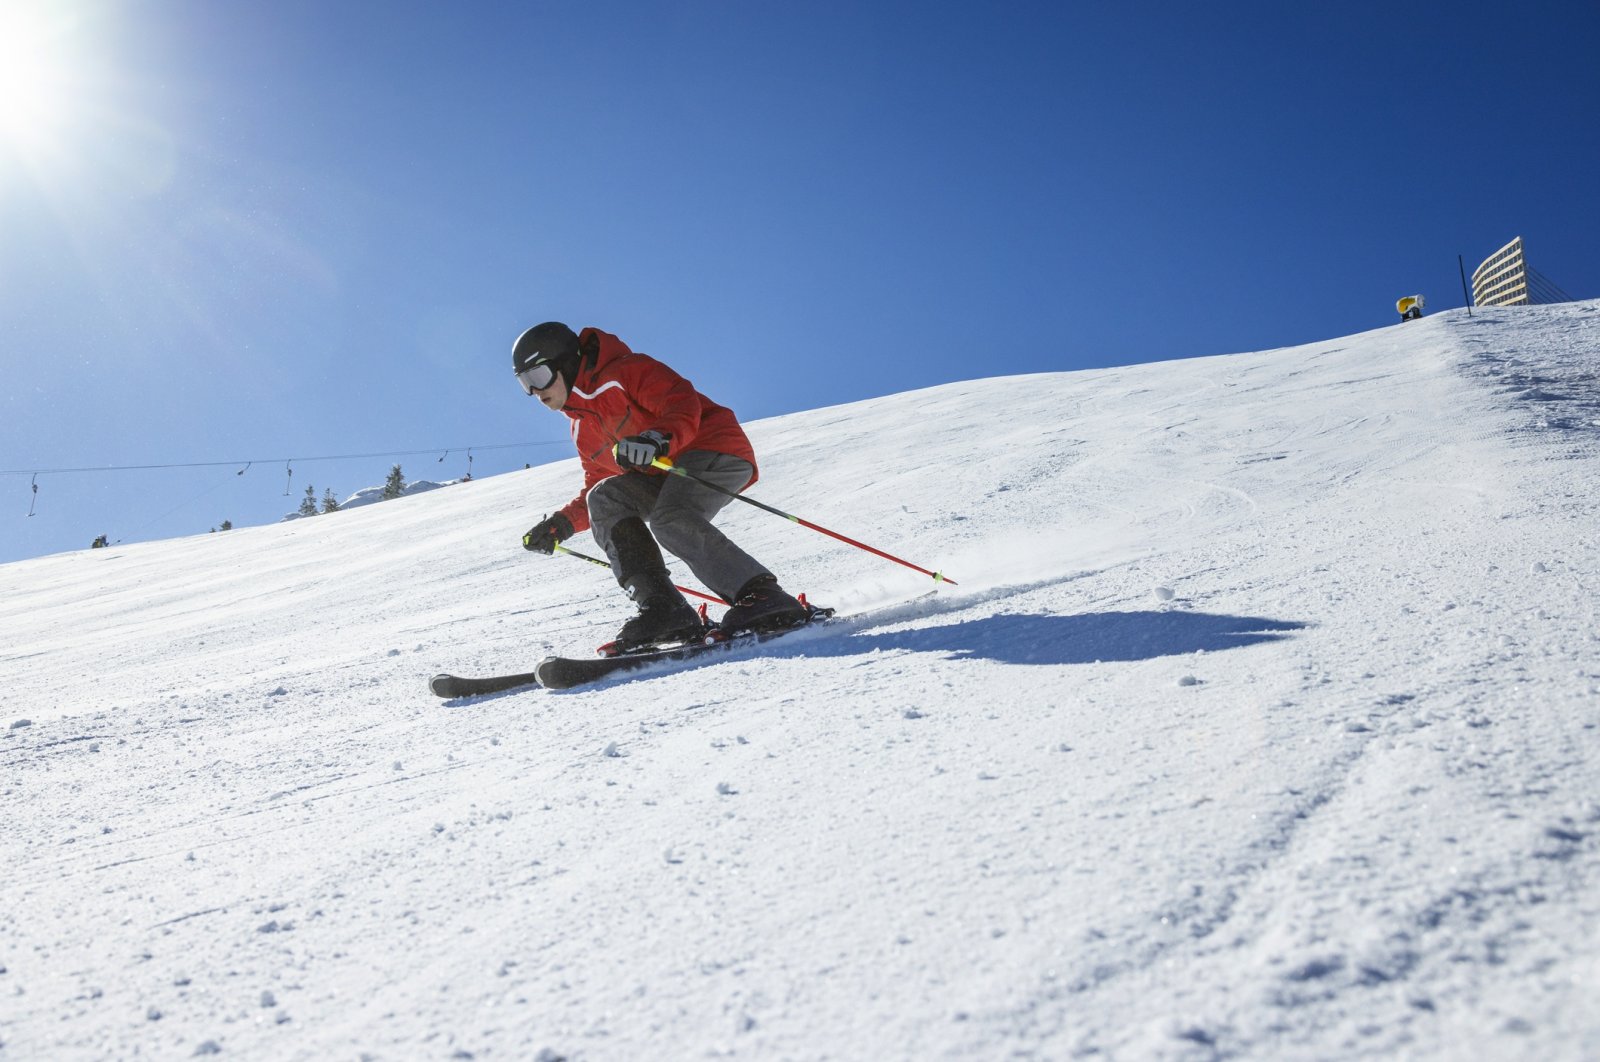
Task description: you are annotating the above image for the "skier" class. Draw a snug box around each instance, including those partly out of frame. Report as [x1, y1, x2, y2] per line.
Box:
[513, 322, 807, 648]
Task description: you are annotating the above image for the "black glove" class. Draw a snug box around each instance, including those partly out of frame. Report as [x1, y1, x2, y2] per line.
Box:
[522, 512, 573, 554]
[613, 429, 670, 471]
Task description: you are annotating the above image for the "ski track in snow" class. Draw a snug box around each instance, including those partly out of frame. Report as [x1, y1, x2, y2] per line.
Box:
[3, 303, 1599, 1060]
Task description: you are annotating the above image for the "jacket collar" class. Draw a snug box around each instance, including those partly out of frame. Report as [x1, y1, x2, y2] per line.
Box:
[575, 327, 633, 385]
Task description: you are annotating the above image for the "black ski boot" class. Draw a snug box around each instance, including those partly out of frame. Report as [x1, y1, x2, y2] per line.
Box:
[719, 574, 807, 635]
[612, 572, 705, 651]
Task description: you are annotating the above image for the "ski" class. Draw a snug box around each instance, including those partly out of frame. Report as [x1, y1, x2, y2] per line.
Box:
[429, 669, 546, 698]
[430, 604, 835, 697]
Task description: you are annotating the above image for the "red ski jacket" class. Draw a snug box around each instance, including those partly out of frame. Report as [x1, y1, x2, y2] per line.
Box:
[554, 328, 758, 534]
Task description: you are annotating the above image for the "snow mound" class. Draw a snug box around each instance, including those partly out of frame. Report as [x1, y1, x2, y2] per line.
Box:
[280, 478, 455, 521]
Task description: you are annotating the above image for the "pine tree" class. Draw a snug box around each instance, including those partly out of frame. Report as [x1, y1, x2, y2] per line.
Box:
[321, 488, 340, 514]
[220, 519, 233, 531]
[383, 464, 406, 500]
[299, 485, 319, 517]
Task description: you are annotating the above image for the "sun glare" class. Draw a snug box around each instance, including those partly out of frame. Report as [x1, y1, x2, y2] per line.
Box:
[0, 3, 81, 158]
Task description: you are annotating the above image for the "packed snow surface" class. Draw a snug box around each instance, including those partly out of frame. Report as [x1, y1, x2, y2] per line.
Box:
[4, 304, 1599, 1060]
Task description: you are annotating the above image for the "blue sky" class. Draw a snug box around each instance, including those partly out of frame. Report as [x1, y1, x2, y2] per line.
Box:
[2, 0, 1597, 564]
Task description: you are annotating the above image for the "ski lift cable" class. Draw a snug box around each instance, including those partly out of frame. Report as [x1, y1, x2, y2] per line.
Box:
[0, 441, 565, 478]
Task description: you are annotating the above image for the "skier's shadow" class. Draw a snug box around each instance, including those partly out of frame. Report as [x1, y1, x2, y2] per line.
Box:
[777, 609, 1308, 666]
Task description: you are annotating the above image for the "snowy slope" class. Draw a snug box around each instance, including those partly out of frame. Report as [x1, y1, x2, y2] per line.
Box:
[3, 303, 1598, 1060]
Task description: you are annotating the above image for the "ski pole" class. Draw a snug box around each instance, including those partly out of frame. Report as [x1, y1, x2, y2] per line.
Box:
[649, 458, 956, 585]
[553, 543, 728, 606]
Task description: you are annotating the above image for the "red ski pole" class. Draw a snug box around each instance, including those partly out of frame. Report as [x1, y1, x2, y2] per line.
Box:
[649, 458, 956, 585]
[554, 543, 728, 605]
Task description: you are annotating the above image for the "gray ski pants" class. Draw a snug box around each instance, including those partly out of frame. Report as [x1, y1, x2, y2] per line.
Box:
[586, 451, 770, 603]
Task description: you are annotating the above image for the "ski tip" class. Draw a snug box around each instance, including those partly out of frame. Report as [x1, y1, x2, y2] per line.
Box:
[431, 667, 550, 698]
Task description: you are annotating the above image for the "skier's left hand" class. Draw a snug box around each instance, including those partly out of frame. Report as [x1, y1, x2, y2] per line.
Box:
[522, 512, 573, 554]
[613, 430, 670, 470]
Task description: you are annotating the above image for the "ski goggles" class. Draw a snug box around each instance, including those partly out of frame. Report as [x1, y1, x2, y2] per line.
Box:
[516, 361, 559, 394]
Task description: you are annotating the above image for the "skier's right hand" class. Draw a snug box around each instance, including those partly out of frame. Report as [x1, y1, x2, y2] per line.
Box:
[522, 513, 573, 554]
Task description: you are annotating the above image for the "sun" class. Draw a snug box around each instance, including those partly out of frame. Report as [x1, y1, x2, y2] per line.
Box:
[0, 3, 81, 157]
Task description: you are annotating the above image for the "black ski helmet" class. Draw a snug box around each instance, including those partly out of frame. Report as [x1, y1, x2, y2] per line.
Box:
[512, 322, 580, 379]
